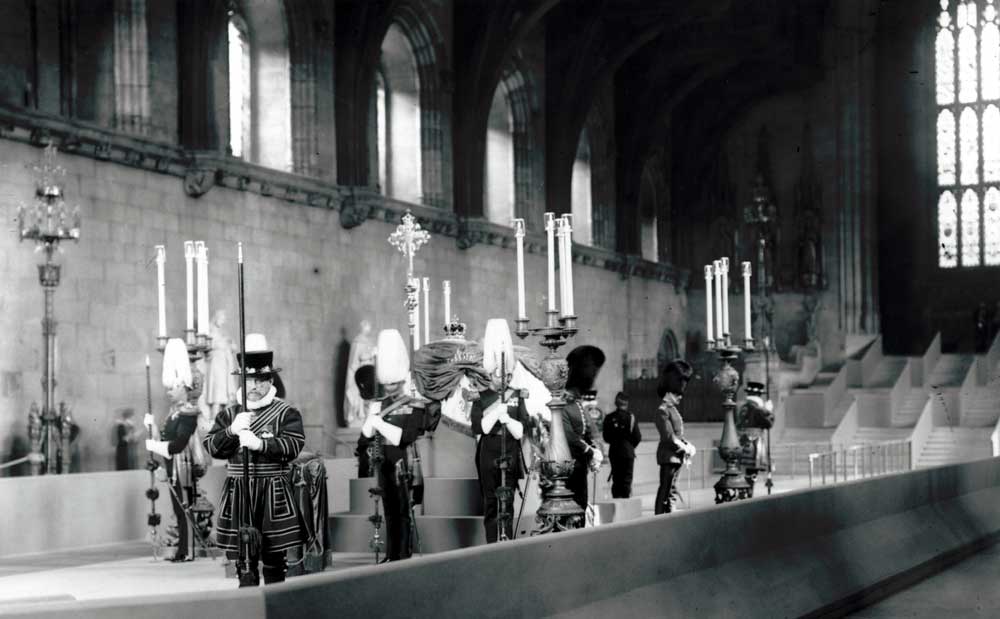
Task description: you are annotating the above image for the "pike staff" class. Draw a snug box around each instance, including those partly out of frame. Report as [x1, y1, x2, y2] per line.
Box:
[236, 242, 260, 587]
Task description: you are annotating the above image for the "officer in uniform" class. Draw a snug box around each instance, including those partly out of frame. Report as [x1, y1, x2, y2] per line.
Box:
[563, 345, 606, 510]
[145, 337, 202, 562]
[737, 381, 775, 496]
[471, 319, 528, 543]
[654, 360, 696, 515]
[357, 329, 438, 561]
[602, 392, 642, 499]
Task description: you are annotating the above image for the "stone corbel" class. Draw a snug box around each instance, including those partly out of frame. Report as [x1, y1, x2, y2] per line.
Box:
[456, 217, 478, 250]
[339, 191, 370, 229]
[183, 165, 217, 198]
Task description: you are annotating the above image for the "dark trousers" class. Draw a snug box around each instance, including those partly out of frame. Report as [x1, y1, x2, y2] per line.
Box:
[380, 458, 413, 561]
[654, 463, 682, 515]
[477, 438, 521, 543]
[568, 460, 589, 509]
[610, 457, 635, 499]
[227, 550, 287, 585]
[170, 480, 194, 559]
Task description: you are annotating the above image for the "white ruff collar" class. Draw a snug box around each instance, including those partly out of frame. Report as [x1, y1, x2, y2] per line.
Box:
[239, 385, 277, 410]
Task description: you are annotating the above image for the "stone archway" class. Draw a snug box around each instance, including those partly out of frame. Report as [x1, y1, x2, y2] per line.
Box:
[656, 328, 679, 375]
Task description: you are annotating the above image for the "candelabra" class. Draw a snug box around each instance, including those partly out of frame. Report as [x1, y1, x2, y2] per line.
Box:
[713, 343, 754, 503]
[16, 144, 81, 475]
[516, 312, 583, 533]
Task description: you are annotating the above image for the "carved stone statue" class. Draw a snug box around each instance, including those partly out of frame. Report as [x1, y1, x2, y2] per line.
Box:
[344, 320, 377, 427]
[203, 310, 238, 423]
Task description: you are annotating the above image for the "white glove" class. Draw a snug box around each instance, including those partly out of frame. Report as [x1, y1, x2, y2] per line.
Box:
[238, 430, 263, 451]
[498, 406, 512, 424]
[142, 413, 155, 429]
[145, 439, 171, 459]
[764, 399, 774, 412]
[589, 447, 604, 470]
[361, 414, 377, 438]
[230, 412, 253, 434]
[684, 442, 697, 457]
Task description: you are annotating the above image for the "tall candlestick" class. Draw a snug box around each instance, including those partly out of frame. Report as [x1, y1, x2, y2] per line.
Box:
[713, 259, 723, 340]
[704, 264, 714, 344]
[514, 219, 527, 320]
[196, 241, 208, 335]
[742, 261, 752, 344]
[562, 215, 574, 316]
[422, 276, 430, 344]
[443, 280, 451, 325]
[412, 277, 421, 351]
[721, 257, 730, 338]
[544, 213, 557, 312]
[184, 241, 195, 333]
[155, 245, 167, 339]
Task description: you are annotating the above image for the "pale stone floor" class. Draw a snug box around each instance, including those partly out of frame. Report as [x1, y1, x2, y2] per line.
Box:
[0, 474, 814, 612]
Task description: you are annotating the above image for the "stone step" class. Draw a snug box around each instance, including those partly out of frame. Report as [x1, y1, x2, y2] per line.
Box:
[328, 513, 487, 553]
[347, 477, 483, 516]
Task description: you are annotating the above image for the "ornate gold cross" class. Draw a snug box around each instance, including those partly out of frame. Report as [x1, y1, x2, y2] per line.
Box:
[388, 210, 430, 278]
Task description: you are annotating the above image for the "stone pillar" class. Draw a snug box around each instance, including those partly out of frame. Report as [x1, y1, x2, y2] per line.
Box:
[834, 0, 879, 338]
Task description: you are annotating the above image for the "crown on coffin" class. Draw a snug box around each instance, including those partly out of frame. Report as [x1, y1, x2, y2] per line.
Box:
[442, 315, 467, 340]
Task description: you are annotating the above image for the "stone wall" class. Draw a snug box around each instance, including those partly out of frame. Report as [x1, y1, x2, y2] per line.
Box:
[0, 139, 686, 473]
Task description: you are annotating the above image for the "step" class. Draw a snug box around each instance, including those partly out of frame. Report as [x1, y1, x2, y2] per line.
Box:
[928, 354, 975, 387]
[864, 357, 908, 389]
[328, 513, 486, 553]
[347, 477, 483, 516]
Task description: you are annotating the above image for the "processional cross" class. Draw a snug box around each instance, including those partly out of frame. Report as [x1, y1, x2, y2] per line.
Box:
[387, 210, 431, 348]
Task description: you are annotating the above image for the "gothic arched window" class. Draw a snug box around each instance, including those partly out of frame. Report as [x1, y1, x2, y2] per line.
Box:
[377, 23, 422, 205]
[228, 11, 251, 160]
[484, 68, 537, 228]
[484, 82, 515, 225]
[639, 164, 659, 262]
[571, 129, 593, 246]
[936, 0, 1000, 267]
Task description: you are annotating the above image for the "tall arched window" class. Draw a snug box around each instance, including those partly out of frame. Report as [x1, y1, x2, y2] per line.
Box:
[377, 23, 422, 204]
[571, 129, 593, 246]
[936, 0, 1000, 267]
[639, 165, 659, 262]
[228, 11, 251, 159]
[375, 69, 389, 194]
[485, 83, 515, 224]
[484, 68, 536, 227]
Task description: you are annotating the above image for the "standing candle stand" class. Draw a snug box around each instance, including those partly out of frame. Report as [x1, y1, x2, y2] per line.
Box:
[711, 340, 755, 503]
[514, 213, 583, 534]
[16, 144, 81, 475]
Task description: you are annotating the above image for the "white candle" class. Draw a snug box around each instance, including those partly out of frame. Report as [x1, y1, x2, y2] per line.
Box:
[713, 259, 723, 340]
[562, 215, 574, 316]
[443, 280, 451, 325]
[721, 257, 730, 337]
[422, 277, 430, 344]
[742, 261, 752, 343]
[155, 245, 166, 339]
[238, 242, 243, 264]
[196, 242, 208, 335]
[557, 218, 568, 317]
[184, 241, 195, 332]
[704, 264, 714, 344]
[412, 277, 421, 350]
[544, 213, 556, 313]
[514, 219, 527, 320]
